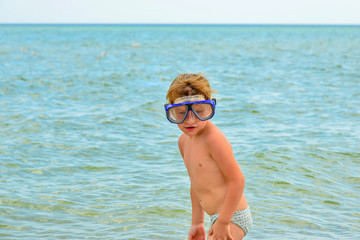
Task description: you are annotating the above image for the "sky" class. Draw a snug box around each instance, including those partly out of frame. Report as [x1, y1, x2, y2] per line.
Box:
[0, 0, 360, 24]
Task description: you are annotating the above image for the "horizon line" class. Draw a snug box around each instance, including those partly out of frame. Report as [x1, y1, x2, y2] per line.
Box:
[1, 22, 360, 26]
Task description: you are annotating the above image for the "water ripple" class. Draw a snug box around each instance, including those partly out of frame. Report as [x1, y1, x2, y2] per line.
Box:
[1, 24, 359, 239]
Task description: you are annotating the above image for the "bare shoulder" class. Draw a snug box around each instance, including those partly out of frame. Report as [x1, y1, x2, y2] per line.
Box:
[204, 122, 231, 148]
[178, 133, 186, 158]
[204, 122, 234, 163]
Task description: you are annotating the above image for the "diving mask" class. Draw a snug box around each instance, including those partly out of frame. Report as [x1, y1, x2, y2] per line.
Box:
[164, 95, 216, 124]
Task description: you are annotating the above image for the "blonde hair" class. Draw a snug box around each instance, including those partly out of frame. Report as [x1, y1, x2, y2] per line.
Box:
[166, 73, 215, 104]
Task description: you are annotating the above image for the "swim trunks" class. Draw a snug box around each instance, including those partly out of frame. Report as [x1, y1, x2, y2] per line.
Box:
[209, 206, 253, 235]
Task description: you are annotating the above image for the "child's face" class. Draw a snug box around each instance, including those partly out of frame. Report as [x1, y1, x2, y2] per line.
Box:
[177, 111, 208, 136]
[165, 94, 215, 135]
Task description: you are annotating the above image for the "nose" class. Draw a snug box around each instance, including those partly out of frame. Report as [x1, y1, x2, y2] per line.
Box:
[185, 111, 196, 124]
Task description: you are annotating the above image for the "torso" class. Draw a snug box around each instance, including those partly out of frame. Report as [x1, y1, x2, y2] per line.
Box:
[180, 122, 247, 215]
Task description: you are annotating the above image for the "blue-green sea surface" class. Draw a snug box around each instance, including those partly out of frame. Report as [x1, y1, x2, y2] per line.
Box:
[1, 24, 359, 239]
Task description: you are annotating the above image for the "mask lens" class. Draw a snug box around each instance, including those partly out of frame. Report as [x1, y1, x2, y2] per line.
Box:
[168, 105, 188, 123]
[192, 103, 213, 120]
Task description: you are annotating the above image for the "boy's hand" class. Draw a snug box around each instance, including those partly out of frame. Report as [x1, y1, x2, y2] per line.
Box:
[208, 221, 233, 240]
[188, 223, 206, 240]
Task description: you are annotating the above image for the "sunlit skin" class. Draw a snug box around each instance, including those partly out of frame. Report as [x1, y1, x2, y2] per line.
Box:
[177, 111, 248, 240]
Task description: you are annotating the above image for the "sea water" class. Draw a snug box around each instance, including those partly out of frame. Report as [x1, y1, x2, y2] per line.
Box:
[0, 24, 359, 239]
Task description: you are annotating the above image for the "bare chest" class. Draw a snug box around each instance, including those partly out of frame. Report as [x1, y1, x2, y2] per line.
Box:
[183, 141, 218, 179]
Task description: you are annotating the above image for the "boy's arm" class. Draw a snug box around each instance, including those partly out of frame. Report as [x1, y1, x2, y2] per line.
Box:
[190, 184, 205, 224]
[207, 130, 245, 226]
[178, 135, 206, 240]
[178, 134, 205, 224]
[188, 185, 206, 240]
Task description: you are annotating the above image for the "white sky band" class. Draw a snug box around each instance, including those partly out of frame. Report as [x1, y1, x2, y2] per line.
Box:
[1, 0, 360, 24]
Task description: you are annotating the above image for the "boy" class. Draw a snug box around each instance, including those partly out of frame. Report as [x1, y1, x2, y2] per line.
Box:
[165, 74, 253, 240]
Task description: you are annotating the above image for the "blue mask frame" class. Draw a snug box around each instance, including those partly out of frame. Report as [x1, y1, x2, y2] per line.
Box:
[164, 99, 216, 124]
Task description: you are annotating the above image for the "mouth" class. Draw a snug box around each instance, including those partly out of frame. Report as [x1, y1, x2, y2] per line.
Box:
[185, 126, 196, 131]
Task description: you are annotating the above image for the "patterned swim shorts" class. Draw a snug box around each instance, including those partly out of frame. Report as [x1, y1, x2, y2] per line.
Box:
[209, 206, 253, 235]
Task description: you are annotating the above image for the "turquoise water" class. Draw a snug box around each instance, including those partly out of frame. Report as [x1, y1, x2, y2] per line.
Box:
[0, 24, 359, 239]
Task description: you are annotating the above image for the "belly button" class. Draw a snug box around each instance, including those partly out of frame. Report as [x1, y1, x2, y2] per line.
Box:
[198, 163, 202, 167]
